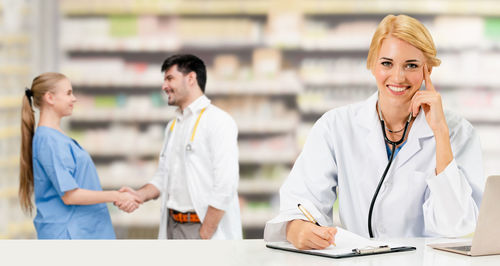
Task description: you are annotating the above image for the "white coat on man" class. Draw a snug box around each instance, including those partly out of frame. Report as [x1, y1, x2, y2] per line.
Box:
[150, 99, 242, 240]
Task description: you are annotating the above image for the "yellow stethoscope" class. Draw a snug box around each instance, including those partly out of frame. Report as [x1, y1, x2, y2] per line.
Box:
[169, 108, 206, 152]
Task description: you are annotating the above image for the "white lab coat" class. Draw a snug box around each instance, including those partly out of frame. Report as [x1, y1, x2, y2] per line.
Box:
[264, 92, 485, 241]
[150, 96, 242, 239]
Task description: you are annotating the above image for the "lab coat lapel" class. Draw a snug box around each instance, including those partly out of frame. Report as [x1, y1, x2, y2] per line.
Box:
[394, 110, 434, 170]
[356, 93, 389, 174]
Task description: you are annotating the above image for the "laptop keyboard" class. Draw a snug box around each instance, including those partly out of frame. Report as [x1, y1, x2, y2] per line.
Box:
[448, 245, 471, 252]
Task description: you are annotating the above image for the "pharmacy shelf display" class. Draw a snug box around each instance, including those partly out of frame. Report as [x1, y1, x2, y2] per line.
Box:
[60, 1, 500, 239]
[0, 3, 38, 239]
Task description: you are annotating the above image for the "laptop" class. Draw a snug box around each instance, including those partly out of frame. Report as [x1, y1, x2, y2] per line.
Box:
[428, 175, 500, 256]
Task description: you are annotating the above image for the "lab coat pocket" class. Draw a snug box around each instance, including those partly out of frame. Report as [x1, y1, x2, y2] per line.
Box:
[404, 171, 429, 224]
[407, 171, 428, 198]
[403, 171, 428, 233]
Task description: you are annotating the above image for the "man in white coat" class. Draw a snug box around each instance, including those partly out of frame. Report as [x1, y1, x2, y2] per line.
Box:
[118, 54, 242, 239]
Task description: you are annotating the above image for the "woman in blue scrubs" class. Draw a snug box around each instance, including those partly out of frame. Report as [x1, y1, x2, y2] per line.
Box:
[19, 72, 142, 239]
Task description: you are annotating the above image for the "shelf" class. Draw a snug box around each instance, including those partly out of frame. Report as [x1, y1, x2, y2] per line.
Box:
[299, 100, 358, 115]
[88, 149, 297, 163]
[207, 78, 302, 95]
[460, 110, 500, 124]
[301, 0, 500, 16]
[0, 65, 30, 75]
[73, 85, 160, 93]
[240, 208, 276, 228]
[0, 187, 17, 199]
[0, 126, 20, 139]
[56, 0, 500, 236]
[71, 78, 302, 95]
[72, 84, 300, 96]
[64, 43, 500, 54]
[0, 34, 30, 45]
[0, 220, 35, 239]
[238, 178, 283, 195]
[70, 114, 297, 134]
[61, 0, 500, 16]
[70, 111, 176, 123]
[61, 0, 272, 16]
[237, 120, 298, 134]
[0, 96, 22, 109]
[111, 213, 160, 228]
[65, 44, 262, 53]
[109, 200, 162, 228]
[0, 156, 19, 168]
[87, 148, 159, 158]
[239, 151, 297, 164]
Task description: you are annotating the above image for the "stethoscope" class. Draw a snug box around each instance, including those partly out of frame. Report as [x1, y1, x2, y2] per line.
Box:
[367, 101, 413, 238]
[169, 108, 206, 152]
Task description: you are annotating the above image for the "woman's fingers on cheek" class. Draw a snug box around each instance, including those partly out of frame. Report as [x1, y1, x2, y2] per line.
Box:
[409, 96, 416, 114]
[411, 97, 420, 116]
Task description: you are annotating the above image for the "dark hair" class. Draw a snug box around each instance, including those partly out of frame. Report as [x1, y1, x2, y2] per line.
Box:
[161, 54, 207, 93]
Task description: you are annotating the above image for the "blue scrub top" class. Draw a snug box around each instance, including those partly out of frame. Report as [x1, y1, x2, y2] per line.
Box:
[385, 141, 407, 159]
[32, 126, 115, 239]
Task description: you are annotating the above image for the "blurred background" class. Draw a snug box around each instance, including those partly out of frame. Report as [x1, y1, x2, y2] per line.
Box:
[1, 0, 500, 239]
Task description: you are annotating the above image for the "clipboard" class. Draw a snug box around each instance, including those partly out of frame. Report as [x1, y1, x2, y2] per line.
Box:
[265, 227, 416, 259]
[266, 243, 416, 259]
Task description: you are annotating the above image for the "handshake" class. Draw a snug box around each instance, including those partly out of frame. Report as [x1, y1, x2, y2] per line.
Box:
[114, 187, 143, 213]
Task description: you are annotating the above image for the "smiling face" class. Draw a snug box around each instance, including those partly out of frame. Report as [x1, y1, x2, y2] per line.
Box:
[48, 78, 76, 117]
[161, 65, 191, 107]
[372, 36, 427, 108]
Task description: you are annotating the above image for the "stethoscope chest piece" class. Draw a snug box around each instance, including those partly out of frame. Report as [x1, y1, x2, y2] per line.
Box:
[186, 143, 192, 152]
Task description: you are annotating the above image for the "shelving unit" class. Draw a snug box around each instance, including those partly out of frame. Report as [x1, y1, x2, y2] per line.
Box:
[2, 0, 492, 239]
[0, 0, 38, 239]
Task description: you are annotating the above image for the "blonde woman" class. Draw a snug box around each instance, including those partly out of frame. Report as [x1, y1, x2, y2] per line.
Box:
[264, 15, 484, 249]
[19, 72, 142, 239]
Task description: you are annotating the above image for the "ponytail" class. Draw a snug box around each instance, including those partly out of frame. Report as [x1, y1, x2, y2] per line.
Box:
[18, 72, 67, 215]
[19, 90, 35, 214]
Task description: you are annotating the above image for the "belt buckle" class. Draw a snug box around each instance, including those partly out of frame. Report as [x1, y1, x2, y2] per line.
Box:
[171, 210, 184, 224]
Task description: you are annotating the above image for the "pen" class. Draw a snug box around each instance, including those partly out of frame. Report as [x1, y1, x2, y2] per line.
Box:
[297, 204, 320, 226]
[298, 204, 336, 246]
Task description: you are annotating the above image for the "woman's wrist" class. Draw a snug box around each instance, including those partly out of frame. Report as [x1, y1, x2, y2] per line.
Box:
[432, 123, 449, 138]
[112, 191, 121, 202]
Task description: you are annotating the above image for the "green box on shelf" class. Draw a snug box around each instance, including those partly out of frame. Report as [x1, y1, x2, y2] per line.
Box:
[94, 96, 118, 108]
[485, 18, 500, 41]
[151, 92, 165, 107]
[67, 130, 85, 143]
[247, 201, 271, 209]
[109, 15, 138, 37]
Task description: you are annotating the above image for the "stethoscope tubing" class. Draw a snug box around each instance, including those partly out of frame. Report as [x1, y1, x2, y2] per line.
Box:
[368, 108, 412, 238]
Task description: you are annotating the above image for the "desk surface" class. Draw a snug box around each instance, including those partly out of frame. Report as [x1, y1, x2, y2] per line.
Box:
[1, 238, 499, 266]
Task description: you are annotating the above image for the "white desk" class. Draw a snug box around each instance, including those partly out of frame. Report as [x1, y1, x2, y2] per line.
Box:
[1, 238, 499, 266]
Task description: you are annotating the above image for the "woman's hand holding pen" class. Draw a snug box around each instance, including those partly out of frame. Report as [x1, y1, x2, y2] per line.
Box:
[286, 219, 337, 250]
[115, 191, 143, 213]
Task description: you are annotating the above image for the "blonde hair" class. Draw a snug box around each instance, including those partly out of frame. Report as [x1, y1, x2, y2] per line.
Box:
[19, 72, 67, 214]
[366, 14, 441, 70]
